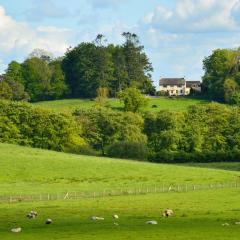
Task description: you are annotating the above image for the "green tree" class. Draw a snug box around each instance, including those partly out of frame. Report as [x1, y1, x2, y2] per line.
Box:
[62, 40, 114, 98]
[74, 107, 146, 155]
[202, 48, 240, 101]
[5, 61, 24, 84]
[0, 80, 13, 100]
[122, 32, 154, 93]
[48, 59, 68, 99]
[108, 44, 128, 94]
[144, 111, 184, 152]
[223, 78, 239, 103]
[118, 87, 148, 112]
[5, 79, 29, 101]
[21, 57, 52, 101]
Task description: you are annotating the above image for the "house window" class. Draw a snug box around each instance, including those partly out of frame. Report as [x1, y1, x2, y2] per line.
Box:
[180, 90, 183, 93]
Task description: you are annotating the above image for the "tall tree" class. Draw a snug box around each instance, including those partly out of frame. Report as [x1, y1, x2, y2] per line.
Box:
[21, 57, 52, 101]
[62, 39, 114, 98]
[122, 32, 154, 93]
[202, 48, 240, 101]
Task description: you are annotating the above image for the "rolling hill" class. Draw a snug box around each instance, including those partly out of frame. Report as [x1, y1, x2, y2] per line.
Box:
[0, 143, 238, 195]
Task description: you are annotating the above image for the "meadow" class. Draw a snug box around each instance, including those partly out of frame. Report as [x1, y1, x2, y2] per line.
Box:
[0, 143, 239, 195]
[0, 190, 240, 240]
[1, 143, 240, 239]
[34, 97, 210, 112]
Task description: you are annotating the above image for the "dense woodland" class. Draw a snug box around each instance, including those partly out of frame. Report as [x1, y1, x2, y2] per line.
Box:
[0, 33, 154, 102]
[1, 99, 240, 162]
[1, 33, 240, 162]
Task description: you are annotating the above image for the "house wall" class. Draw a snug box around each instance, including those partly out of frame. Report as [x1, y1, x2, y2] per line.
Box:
[160, 85, 186, 96]
[159, 82, 201, 96]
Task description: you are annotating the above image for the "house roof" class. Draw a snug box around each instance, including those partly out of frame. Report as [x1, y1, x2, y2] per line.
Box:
[160, 78, 185, 86]
[186, 81, 201, 87]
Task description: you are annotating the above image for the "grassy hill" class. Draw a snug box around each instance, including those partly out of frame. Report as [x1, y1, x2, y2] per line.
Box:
[0, 143, 238, 195]
[0, 143, 240, 239]
[33, 97, 209, 112]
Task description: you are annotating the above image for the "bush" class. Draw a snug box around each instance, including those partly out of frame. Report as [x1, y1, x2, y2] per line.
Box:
[0, 100, 86, 152]
[150, 151, 240, 163]
[107, 142, 148, 161]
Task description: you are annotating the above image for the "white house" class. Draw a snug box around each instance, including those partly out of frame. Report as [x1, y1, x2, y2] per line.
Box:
[159, 78, 201, 96]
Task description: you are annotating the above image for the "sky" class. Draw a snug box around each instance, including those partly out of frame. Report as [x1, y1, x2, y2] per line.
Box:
[1, 0, 240, 88]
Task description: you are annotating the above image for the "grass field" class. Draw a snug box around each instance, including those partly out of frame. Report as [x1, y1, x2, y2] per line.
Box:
[34, 97, 210, 112]
[183, 162, 240, 172]
[0, 190, 240, 240]
[1, 143, 240, 239]
[0, 143, 239, 195]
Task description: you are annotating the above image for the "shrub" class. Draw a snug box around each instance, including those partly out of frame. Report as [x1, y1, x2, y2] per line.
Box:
[107, 142, 148, 161]
[150, 151, 240, 163]
[0, 100, 86, 152]
[117, 87, 148, 112]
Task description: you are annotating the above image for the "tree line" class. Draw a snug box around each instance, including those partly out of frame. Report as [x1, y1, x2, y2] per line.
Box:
[1, 99, 240, 163]
[0, 33, 155, 102]
[202, 48, 240, 105]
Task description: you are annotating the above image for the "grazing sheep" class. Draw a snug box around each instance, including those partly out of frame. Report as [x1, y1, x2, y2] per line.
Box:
[27, 211, 38, 219]
[113, 214, 119, 219]
[91, 216, 104, 221]
[163, 209, 174, 218]
[222, 223, 229, 226]
[45, 219, 53, 224]
[146, 220, 158, 225]
[235, 222, 240, 225]
[11, 227, 21, 233]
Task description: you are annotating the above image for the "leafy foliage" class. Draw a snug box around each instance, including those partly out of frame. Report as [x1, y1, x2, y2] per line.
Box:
[118, 87, 148, 112]
[73, 107, 146, 155]
[202, 48, 240, 102]
[107, 141, 149, 160]
[0, 100, 85, 152]
[145, 103, 240, 162]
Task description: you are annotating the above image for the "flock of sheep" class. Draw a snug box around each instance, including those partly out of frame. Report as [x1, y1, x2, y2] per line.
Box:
[10, 209, 174, 233]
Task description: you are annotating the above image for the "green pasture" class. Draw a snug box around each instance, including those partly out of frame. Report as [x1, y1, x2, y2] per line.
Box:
[0, 143, 239, 195]
[0, 189, 239, 240]
[33, 97, 209, 112]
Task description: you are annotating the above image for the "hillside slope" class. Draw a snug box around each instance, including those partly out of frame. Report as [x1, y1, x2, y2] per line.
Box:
[0, 143, 238, 195]
[33, 97, 209, 112]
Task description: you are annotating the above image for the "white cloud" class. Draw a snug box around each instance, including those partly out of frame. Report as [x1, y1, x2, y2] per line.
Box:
[140, 0, 240, 82]
[0, 5, 70, 72]
[144, 0, 240, 33]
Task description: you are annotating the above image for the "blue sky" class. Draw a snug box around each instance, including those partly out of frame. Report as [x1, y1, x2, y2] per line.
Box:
[1, 0, 240, 87]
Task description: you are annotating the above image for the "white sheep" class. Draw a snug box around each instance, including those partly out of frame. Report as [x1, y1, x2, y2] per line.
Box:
[163, 209, 174, 217]
[11, 227, 22, 233]
[222, 223, 229, 226]
[113, 214, 119, 219]
[91, 216, 104, 221]
[45, 219, 53, 224]
[146, 220, 158, 225]
[27, 210, 38, 219]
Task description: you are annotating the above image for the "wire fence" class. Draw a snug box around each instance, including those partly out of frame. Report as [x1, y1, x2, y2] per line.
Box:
[0, 182, 239, 204]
